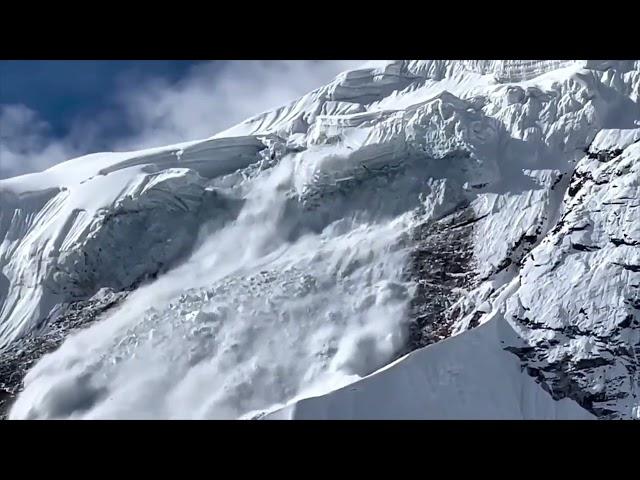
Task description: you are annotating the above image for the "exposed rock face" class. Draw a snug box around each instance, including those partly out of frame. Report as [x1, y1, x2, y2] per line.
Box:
[406, 204, 479, 350]
[502, 141, 640, 419]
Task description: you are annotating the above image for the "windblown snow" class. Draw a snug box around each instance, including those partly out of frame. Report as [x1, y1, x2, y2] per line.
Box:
[1, 60, 639, 420]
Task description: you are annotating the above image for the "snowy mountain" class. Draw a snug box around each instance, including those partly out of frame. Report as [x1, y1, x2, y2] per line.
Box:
[1, 60, 639, 420]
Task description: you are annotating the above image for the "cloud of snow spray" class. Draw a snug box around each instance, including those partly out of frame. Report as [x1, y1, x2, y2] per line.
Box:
[10, 145, 417, 419]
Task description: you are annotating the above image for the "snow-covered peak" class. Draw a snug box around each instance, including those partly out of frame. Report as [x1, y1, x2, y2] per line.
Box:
[1, 59, 639, 419]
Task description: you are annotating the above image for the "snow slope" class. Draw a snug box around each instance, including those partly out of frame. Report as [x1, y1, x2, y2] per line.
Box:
[2, 60, 639, 419]
[264, 316, 593, 420]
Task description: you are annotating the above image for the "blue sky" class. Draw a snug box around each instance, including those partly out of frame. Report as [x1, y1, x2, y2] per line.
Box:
[0, 60, 203, 138]
[0, 60, 360, 179]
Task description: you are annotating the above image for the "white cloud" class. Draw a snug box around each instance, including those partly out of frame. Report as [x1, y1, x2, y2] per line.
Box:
[0, 60, 362, 179]
[0, 104, 77, 178]
[113, 60, 361, 149]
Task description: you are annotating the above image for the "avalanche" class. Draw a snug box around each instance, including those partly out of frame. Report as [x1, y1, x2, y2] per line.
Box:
[1, 60, 639, 419]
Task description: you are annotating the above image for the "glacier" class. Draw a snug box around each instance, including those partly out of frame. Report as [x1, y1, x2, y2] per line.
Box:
[1, 60, 639, 419]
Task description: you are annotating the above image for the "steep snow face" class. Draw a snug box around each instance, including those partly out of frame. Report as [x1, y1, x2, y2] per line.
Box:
[2, 60, 640, 419]
[264, 316, 594, 420]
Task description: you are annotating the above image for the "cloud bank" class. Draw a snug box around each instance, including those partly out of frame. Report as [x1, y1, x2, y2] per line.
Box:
[0, 60, 362, 179]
